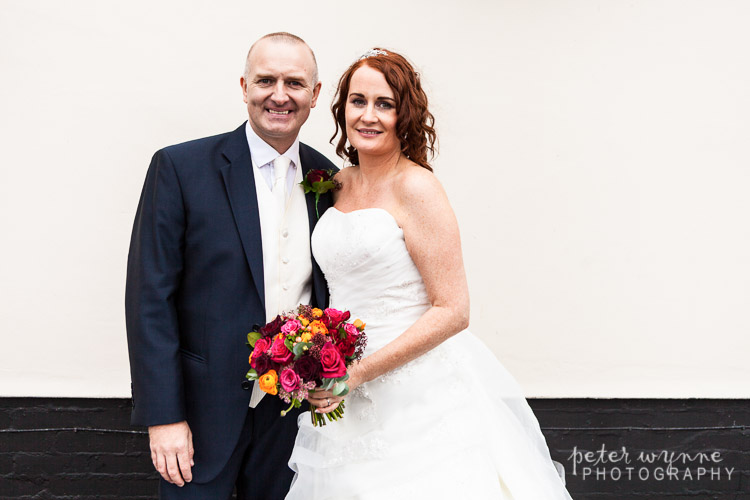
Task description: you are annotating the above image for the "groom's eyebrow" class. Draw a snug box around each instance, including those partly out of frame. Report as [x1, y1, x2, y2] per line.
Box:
[283, 72, 309, 82]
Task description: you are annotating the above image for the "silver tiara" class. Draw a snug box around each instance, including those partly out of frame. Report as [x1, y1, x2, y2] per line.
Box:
[358, 48, 388, 60]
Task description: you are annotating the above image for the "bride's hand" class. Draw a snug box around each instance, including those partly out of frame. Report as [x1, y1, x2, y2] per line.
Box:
[308, 389, 343, 414]
[308, 364, 365, 414]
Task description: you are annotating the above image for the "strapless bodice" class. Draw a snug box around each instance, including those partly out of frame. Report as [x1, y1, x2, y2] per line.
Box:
[312, 207, 430, 355]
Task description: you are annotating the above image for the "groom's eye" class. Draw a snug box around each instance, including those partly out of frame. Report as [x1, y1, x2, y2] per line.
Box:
[257, 78, 273, 86]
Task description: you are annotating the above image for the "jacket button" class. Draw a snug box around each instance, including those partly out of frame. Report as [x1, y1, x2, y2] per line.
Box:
[241, 380, 251, 390]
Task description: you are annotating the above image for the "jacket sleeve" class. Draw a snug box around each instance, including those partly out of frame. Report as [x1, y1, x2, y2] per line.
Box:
[125, 148, 186, 427]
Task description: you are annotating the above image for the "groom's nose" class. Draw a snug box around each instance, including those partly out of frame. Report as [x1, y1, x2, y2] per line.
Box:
[270, 81, 290, 105]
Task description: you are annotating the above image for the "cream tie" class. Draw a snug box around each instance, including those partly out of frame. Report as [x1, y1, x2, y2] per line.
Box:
[272, 155, 291, 215]
[250, 155, 292, 409]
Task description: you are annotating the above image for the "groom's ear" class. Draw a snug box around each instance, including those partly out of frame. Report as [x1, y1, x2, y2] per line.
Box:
[240, 76, 249, 103]
[310, 81, 322, 108]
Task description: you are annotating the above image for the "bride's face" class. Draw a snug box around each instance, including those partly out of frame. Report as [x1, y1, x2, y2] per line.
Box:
[345, 65, 400, 158]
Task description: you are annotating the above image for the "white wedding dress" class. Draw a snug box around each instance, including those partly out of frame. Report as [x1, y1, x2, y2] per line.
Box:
[287, 207, 573, 500]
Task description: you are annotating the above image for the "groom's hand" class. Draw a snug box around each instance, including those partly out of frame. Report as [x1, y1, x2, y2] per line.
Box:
[148, 420, 195, 486]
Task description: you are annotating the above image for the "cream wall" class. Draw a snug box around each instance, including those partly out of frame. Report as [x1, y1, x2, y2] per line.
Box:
[1, 0, 748, 397]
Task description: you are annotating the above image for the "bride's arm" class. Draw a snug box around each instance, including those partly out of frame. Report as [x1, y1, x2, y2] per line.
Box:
[350, 167, 470, 387]
[310, 166, 469, 416]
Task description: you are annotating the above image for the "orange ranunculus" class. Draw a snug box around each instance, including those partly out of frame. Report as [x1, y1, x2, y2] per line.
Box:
[301, 332, 312, 343]
[310, 320, 328, 335]
[312, 308, 323, 319]
[353, 318, 366, 330]
[300, 317, 310, 327]
[258, 370, 278, 395]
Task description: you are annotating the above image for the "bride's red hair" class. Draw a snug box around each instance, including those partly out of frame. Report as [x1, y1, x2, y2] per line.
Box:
[331, 49, 437, 171]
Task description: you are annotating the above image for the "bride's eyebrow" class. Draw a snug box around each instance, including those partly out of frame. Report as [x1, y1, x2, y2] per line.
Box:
[348, 93, 395, 102]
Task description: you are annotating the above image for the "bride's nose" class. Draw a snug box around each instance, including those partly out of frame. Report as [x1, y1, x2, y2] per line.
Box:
[361, 104, 377, 123]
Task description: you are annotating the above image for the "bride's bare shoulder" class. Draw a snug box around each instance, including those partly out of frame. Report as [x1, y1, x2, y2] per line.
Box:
[332, 166, 357, 201]
[395, 164, 449, 211]
[333, 165, 357, 184]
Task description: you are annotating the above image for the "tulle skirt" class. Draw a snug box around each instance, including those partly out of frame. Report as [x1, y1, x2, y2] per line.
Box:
[286, 331, 573, 499]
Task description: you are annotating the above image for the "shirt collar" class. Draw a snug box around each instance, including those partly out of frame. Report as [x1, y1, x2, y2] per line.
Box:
[244, 121, 301, 169]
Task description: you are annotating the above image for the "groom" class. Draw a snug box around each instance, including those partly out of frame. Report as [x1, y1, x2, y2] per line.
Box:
[125, 32, 336, 499]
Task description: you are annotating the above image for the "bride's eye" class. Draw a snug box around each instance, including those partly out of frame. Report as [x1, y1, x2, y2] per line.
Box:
[350, 97, 366, 107]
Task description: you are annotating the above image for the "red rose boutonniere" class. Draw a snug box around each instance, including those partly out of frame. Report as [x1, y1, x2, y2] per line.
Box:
[300, 169, 340, 218]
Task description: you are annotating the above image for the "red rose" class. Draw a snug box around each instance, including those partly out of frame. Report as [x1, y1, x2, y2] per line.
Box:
[320, 342, 346, 378]
[270, 337, 294, 364]
[324, 308, 351, 330]
[260, 315, 284, 338]
[253, 353, 274, 375]
[250, 338, 271, 367]
[335, 335, 356, 358]
[294, 354, 321, 382]
[307, 169, 328, 184]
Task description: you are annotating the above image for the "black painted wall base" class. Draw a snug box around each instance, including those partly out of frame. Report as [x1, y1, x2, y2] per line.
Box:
[0, 398, 748, 499]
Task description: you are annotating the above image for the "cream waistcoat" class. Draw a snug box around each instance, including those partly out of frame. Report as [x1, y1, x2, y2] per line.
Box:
[249, 158, 312, 407]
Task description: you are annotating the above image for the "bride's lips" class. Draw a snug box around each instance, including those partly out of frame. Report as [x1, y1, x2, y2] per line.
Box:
[357, 128, 382, 137]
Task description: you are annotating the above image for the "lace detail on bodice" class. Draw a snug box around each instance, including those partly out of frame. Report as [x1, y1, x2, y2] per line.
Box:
[313, 209, 385, 285]
[312, 208, 430, 355]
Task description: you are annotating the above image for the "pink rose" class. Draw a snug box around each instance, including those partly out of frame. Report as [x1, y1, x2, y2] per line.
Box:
[320, 342, 346, 378]
[280, 319, 301, 334]
[343, 323, 358, 337]
[279, 368, 301, 392]
[270, 337, 294, 364]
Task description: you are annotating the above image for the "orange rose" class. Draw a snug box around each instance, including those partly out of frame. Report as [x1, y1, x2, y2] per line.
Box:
[301, 332, 312, 343]
[300, 317, 310, 327]
[353, 319, 366, 330]
[310, 320, 328, 335]
[312, 308, 323, 319]
[258, 370, 278, 395]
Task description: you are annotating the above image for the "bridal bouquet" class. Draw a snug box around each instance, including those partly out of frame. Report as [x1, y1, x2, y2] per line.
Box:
[246, 305, 367, 427]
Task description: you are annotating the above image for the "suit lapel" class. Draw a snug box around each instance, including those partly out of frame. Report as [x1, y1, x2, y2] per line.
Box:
[220, 124, 265, 310]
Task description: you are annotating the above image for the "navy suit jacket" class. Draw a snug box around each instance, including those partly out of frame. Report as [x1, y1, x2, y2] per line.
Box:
[125, 123, 336, 482]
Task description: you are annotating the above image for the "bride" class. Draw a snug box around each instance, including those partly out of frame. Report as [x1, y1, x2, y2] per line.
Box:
[286, 49, 573, 499]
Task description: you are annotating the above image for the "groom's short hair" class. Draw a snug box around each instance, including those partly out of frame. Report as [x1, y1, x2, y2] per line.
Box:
[244, 32, 319, 85]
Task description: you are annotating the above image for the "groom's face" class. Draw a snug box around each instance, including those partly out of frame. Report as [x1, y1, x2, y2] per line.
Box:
[241, 39, 321, 153]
